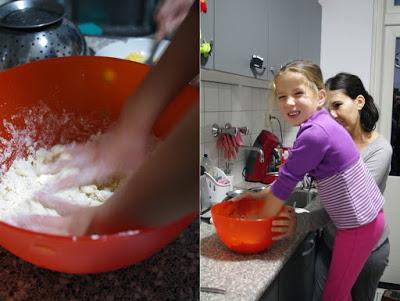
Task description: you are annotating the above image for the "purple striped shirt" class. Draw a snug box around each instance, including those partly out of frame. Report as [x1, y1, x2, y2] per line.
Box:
[317, 157, 384, 228]
[271, 108, 384, 228]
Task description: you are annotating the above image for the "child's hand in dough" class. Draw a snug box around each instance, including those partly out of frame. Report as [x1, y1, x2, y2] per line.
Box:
[37, 126, 159, 194]
[13, 205, 98, 236]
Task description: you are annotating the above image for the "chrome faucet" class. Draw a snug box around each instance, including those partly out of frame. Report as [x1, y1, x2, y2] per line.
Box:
[240, 146, 264, 163]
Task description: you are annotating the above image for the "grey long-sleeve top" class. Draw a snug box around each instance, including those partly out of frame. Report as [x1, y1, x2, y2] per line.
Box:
[296, 134, 393, 251]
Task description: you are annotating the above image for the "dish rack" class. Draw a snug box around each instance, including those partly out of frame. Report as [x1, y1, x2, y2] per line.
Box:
[200, 167, 233, 209]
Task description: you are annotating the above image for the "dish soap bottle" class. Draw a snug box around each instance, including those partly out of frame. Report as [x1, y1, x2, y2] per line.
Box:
[201, 154, 214, 177]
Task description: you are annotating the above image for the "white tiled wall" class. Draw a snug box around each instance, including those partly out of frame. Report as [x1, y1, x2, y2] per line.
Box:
[200, 80, 298, 185]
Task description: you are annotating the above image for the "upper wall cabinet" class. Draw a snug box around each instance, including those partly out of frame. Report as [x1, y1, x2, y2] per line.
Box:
[214, 0, 268, 79]
[268, 0, 321, 80]
[201, 0, 322, 81]
[267, 0, 301, 80]
[299, 0, 322, 66]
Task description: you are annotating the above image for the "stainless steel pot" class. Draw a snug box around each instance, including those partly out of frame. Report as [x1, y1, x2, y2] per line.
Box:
[0, 0, 88, 70]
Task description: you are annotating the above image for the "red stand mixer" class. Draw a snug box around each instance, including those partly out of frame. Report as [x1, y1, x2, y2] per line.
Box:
[244, 130, 284, 184]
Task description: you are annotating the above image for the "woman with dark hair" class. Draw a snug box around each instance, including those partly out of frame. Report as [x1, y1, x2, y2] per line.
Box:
[272, 72, 392, 301]
[325, 72, 380, 148]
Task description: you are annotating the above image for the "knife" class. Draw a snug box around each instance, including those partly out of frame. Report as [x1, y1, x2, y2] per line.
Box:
[144, 40, 161, 65]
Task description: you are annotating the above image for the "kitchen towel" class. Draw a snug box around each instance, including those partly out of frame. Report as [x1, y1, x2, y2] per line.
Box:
[217, 132, 243, 160]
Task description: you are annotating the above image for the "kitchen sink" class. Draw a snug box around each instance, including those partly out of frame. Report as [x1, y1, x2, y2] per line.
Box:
[285, 188, 318, 208]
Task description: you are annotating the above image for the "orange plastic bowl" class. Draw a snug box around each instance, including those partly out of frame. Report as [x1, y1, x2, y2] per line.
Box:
[211, 198, 280, 254]
[0, 56, 198, 273]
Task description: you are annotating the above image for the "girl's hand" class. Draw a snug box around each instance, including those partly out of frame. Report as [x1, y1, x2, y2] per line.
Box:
[16, 184, 142, 236]
[38, 126, 158, 195]
[229, 189, 282, 219]
[272, 206, 297, 240]
[13, 204, 98, 236]
[18, 173, 146, 236]
[229, 190, 269, 202]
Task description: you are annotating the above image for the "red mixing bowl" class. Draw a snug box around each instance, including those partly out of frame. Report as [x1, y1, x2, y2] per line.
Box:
[211, 198, 282, 254]
[0, 56, 198, 273]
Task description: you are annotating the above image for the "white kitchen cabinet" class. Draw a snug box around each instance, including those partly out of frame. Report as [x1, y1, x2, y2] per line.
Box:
[298, 0, 322, 65]
[214, 0, 268, 79]
[266, 0, 301, 80]
[267, 0, 322, 80]
[201, 0, 321, 80]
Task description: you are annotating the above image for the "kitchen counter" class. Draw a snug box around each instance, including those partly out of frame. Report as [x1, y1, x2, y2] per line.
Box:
[0, 219, 199, 301]
[200, 181, 317, 301]
[200, 222, 307, 301]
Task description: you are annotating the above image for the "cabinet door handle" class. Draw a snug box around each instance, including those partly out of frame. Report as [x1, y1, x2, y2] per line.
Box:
[301, 238, 316, 256]
[250, 55, 266, 77]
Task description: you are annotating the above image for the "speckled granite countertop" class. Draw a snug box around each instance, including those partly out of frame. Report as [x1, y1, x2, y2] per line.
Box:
[200, 181, 310, 301]
[0, 219, 199, 301]
[200, 222, 306, 301]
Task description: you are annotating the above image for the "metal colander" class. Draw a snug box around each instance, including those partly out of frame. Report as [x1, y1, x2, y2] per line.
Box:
[0, 0, 88, 70]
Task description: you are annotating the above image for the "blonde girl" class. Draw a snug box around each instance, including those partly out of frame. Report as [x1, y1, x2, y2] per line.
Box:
[236, 61, 385, 301]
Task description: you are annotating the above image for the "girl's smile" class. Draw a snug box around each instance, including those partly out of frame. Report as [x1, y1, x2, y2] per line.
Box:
[287, 110, 301, 118]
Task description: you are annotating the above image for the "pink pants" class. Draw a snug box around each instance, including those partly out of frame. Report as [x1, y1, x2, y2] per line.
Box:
[322, 210, 385, 301]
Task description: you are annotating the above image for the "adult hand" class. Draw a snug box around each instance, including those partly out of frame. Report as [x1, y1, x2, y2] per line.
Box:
[154, 0, 195, 41]
[271, 206, 296, 240]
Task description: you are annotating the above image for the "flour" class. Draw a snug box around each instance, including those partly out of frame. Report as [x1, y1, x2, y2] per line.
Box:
[0, 143, 115, 228]
[0, 101, 116, 230]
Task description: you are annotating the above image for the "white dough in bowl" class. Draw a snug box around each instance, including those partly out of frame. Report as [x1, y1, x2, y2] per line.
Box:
[0, 143, 116, 228]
